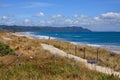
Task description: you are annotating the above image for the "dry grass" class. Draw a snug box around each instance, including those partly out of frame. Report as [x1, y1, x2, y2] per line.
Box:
[0, 32, 42, 56]
[0, 51, 119, 80]
[40, 39, 120, 72]
[0, 31, 119, 80]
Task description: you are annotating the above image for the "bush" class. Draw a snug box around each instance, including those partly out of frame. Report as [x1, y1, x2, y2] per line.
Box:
[0, 43, 15, 56]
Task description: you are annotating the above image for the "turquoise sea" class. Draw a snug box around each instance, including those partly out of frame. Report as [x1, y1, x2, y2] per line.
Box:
[24, 32, 120, 51]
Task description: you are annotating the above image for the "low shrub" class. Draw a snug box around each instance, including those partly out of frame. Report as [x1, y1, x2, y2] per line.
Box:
[0, 43, 15, 56]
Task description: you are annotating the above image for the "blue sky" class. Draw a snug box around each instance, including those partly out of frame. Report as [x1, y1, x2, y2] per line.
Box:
[0, 0, 120, 31]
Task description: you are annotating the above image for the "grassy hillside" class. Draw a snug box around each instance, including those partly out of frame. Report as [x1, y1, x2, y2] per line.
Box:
[0, 32, 119, 80]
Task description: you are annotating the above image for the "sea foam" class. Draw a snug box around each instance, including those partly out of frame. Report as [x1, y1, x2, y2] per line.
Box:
[19, 32, 56, 39]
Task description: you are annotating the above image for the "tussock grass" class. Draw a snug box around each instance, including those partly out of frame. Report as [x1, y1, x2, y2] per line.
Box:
[40, 39, 120, 71]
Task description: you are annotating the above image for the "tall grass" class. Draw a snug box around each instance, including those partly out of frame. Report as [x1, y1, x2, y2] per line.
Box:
[0, 32, 119, 80]
[0, 51, 119, 80]
[40, 39, 120, 71]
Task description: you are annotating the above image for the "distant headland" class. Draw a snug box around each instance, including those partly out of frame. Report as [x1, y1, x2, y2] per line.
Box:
[0, 25, 92, 32]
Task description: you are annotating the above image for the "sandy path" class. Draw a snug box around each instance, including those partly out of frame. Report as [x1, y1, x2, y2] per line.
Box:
[41, 43, 120, 78]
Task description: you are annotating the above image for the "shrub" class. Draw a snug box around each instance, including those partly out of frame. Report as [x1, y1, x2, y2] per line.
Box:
[0, 43, 15, 56]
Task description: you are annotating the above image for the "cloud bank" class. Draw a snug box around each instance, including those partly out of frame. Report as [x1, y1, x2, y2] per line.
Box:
[0, 12, 120, 31]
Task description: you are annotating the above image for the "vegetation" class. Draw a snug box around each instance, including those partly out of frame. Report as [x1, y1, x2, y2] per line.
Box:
[40, 39, 120, 72]
[0, 32, 119, 80]
[0, 52, 119, 80]
[0, 25, 91, 32]
[0, 43, 15, 56]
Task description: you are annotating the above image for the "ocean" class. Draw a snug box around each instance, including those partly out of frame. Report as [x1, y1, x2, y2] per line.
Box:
[22, 32, 120, 51]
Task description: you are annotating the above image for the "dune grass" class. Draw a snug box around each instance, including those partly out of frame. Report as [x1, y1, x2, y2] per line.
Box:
[0, 51, 119, 80]
[0, 32, 119, 80]
[40, 39, 120, 72]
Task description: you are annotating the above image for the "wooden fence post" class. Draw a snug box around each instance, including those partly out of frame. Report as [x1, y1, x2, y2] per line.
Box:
[48, 36, 50, 40]
[68, 43, 69, 52]
[97, 48, 99, 61]
[84, 47, 86, 59]
[75, 45, 77, 55]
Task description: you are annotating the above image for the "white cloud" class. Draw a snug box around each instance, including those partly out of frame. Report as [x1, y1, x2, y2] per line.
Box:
[36, 20, 54, 26]
[73, 20, 79, 24]
[0, 15, 16, 25]
[92, 12, 120, 28]
[51, 14, 63, 19]
[101, 12, 120, 19]
[74, 14, 87, 19]
[24, 19, 31, 23]
[36, 12, 44, 17]
[46, 20, 53, 24]
[21, 12, 120, 31]
[73, 14, 79, 17]
[1, 16, 9, 20]
[1, 12, 120, 31]
[64, 19, 73, 24]
[79, 15, 87, 18]
[93, 17, 101, 21]
[6, 21, 15, 26]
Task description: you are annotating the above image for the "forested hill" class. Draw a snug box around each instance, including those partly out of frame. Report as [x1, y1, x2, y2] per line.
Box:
[0, 25, 92, 32]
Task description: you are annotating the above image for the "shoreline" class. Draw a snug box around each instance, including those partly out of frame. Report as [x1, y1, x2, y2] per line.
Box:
[13, 32, 120, 54]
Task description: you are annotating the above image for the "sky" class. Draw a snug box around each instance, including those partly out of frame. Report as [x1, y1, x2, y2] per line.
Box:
[0, 0, 120, 31]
